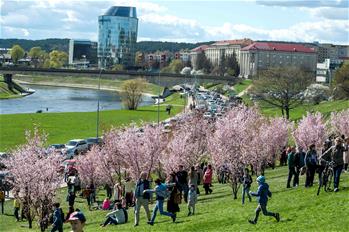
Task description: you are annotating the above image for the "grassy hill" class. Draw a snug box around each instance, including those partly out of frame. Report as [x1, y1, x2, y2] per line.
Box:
[0, 80, 22, 99]
[0, 93, 185, 151]
[0, 166, 348, 231]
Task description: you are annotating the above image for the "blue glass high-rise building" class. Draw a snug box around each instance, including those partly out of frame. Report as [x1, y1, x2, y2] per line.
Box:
[98, 6, 138, 68]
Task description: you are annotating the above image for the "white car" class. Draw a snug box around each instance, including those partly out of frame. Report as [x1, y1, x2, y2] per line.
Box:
[65, 139, 88, 157]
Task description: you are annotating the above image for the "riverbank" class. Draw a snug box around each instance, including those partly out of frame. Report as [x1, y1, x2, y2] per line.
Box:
[13, 74, 161, 96]
[0, 93, 185, 151]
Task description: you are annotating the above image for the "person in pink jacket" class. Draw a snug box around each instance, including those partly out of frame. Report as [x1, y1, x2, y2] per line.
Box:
[203, 164, 213, 194]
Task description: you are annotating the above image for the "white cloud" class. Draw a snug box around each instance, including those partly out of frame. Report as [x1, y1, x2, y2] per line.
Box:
[256, 0, 349, 8]
[1, 0, 348, 44]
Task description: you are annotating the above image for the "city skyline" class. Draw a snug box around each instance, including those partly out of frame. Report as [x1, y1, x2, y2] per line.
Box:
[1, 0, 348, 44]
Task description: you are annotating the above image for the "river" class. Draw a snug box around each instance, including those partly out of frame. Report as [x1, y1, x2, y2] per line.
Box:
[0, 84, 154, 114]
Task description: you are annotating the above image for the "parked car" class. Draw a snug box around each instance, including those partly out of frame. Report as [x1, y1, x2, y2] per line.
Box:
[47, 144, 66, 154]
[203, 112, 214, 119]
[0, 152, 9, 170]
[86, 137, 103, 150]
[64, 139, 88, 157]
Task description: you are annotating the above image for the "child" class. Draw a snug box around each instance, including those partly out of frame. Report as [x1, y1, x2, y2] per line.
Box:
[248, 176, 280, 224]
[102, 198, 111, 210]
[242, 168, 252, 204]
[143, 178, 176, 225]
[187, 184, 197, 216]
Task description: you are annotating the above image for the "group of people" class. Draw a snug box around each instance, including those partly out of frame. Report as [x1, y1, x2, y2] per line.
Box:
[285, 136, 349, 192]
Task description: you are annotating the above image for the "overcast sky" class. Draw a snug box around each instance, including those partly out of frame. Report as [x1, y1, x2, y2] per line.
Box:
[1, 0, 348, 44]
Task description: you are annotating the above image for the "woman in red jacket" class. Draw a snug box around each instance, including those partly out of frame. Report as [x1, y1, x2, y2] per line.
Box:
[203, 164, 213, 194]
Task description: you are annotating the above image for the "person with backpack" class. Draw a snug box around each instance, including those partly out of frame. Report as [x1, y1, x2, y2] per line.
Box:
[143, 178, 176, 226]
[248, 176, 280, 224]
[51, 203, 63, 232]
[242, 168, 252, 204]
[287, 147, 297, 188]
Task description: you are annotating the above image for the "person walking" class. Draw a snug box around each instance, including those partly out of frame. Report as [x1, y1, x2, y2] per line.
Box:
[13, 195, 21, 221]
[134, 172, 151, 227]
[344, 137, 349, 172]
[305, 144, 318, 187]
[248, 176, 280, 224]
[51, 203, 63, 232]
[176, 165, 189, 203]
[325, 137, 348, 192]
[0, 187, 5, 214]
[67, 191, 76, 207]
[187, 184, 197, 216]
[203, 164, 213, 195]
[188, 166, 198, 192]
[286, 147, 297, 188]
[195, 165, 203, 194]
[242, 168, 252, 204]
[167, 185, 181, 219]
[144, 178, 176, 226]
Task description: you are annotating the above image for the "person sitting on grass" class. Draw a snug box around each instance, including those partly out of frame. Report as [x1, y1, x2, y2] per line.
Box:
[248, 176, 280, 224]
[100, 203, 128, 227]
[101, 198, 111, 210]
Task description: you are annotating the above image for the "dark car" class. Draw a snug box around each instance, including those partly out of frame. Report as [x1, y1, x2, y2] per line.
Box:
[86, 137, 103, 150]
[0, 153, 9, 170]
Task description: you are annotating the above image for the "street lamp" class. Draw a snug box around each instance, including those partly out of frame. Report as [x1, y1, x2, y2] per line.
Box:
[157, 70, 161, 126]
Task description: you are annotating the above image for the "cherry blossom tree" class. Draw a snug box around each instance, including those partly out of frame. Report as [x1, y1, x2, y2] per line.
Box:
[96, 128, 125, 186]
[4, 128, 62, 229]
[209, 106, 263, 199]
[293, 112, 327, 153]
[76, 146, 102, 188]
[163, 114, 210, 173]
[119, 124, 168, 180]
[330, 109, 349, 137]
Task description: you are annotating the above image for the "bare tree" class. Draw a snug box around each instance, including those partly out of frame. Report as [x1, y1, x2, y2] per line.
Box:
[121, 78, 148, 110]
[251, 67, 314, 119]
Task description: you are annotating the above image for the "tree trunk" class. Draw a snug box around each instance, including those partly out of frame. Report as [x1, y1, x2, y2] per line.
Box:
[231, 178, 240, 199]
[281, 107, 284, 117]
[285, 106, 290, 119]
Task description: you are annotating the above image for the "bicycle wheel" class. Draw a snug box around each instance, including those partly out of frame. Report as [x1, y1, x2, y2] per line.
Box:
[325, 169, 334, 192]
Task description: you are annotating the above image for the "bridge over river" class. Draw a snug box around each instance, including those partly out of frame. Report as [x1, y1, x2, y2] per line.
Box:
[0, 67, 240, 87]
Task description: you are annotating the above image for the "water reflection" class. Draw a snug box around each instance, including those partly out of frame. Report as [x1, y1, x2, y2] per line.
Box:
[0, 84, 153, 114]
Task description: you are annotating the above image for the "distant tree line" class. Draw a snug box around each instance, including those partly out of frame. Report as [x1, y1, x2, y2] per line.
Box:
[0, 38, 213, 54]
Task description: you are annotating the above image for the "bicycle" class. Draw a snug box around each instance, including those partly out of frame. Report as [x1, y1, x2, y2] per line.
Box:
[317, 160, 334, 196]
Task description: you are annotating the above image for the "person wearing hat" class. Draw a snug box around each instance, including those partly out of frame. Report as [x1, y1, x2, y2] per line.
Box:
[248, 176, 280, 224]
[67, 211, 86, 232]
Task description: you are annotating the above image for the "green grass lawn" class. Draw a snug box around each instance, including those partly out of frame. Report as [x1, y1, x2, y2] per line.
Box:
[1, 166, 348, 231]
[14, 74, 162, 95]
[0, 93, 184, 151]
[259, 99, 349, 121]
[0, 79, 23, 99]
[234, 79, 252, 94]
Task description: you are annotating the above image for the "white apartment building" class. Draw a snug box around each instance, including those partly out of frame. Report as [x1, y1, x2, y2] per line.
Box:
[204, 38, 253, 66]
[240, 42, 317, 78]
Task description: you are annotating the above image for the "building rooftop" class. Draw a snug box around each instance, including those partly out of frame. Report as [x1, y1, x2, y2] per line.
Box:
[191, 45, 210, 52]
[211, 38, 253, 47]
[241, 42, 316, 53]
[103, 6, 137, 18]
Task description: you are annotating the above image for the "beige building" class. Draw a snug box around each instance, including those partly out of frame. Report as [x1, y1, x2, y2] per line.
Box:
[204, 38, 253, 66]
[190, 45, 210, 70]
[240, 42, 317, 78]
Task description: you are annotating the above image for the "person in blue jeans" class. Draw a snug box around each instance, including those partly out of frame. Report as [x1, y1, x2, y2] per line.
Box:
[248, 176, 280, 224]
[242, 168, 252, 204]
[144, 178, 176, 225]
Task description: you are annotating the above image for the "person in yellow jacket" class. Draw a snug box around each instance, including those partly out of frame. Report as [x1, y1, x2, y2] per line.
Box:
[14, 196, 21, 221]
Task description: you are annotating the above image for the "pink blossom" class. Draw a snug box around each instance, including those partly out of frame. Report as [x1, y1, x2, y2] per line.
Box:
[330, 109, 349, 137]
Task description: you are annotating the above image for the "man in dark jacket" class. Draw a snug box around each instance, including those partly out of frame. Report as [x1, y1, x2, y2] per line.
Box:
[134, 172, 151, 226]
[176, 165, 189, 203]
[326, 138, 348, 192]
[51, 203, 63, 232]
[287, 147, 297, 188]
[305, 144, 318, 187]
[248, 176, 280, 224]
